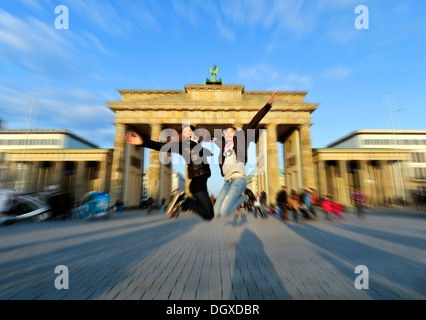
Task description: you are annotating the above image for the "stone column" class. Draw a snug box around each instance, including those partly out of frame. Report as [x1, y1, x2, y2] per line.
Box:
[399, 159, 409, 205]
[339, 160, 351, 207]
[299, 123, 315, 188]
[317, 160, 328, 197]
[369, 162, 378, 206]
[74, 161, 87, 201]
[9, 162, 19, 191]
[52, 161, 62, 189]
[359, 161, 369, 195]
[379, 160, 394, 206]
[147, 123, 163, 206]
[29, 162, 40, 192]
[98, 160, 108, 193]
[266, 124, 280, 203]
[381, 161, 393, 206]
[376, 161, 386, 205]
[110, 123, 127, 203]
[386, 161, 397, 204]
[329, 163, 337, 200]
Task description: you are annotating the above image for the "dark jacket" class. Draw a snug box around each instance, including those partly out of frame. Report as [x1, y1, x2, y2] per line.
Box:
[214, 103, 272, 177]
[277, 190, 288, 204]
[139, 138, 211, 179]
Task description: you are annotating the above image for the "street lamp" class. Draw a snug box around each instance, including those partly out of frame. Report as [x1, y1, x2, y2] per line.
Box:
[17, 89, 38, 193]
[385, 92, 406, 206]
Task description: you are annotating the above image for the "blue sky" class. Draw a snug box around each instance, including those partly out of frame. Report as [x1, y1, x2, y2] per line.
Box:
[1, 0, 425, 196]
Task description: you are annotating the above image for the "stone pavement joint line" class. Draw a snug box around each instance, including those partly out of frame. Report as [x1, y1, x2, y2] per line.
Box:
[0, 208, 425, 300]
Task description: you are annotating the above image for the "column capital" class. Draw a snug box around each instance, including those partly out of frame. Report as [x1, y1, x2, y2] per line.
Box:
[150, 123, 163, 140]
[265, 123, 277, 129]
[150, 123, 163, 129]
[297, 122, 313, 129]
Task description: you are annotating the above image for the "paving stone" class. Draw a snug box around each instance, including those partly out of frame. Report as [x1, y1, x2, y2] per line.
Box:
[0, 208, 425, 300]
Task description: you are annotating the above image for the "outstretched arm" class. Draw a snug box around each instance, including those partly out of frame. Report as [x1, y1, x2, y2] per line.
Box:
[125, 131, 165, 151]
[243, 91, 276, 131]
[125, 132, 144, 145]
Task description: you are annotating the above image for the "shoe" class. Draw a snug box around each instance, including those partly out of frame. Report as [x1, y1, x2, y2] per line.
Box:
[169, 195, 187, 220]
[170, 207, 180, 220]
[166, 191, 185, 215]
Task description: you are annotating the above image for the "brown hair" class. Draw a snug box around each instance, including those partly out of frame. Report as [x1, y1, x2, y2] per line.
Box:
[176, 124, 196, 142]
[223, 125, 237, 132]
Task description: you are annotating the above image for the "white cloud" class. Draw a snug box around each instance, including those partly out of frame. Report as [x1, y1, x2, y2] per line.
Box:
[237, 63, 312, 90]
[0, 8, 81, 78]
[216, 18, 236, 42]
[0, 29, 29, 51]
[238, 63, 279, 82]
[219, 0, 317, 35]
[320, 67, 352, 83]
[69, 0, 133, 38]
[315, 0, 358, 10]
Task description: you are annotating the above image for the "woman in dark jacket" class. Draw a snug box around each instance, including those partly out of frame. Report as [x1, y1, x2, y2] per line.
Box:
[125, 124, 214, 220]
[213, 92, 276, 217]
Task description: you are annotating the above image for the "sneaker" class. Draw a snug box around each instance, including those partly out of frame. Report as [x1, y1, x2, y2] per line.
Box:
[170, 207, 180, 220]
[165, 191, 185, 215]
[169, 194, 187, 219]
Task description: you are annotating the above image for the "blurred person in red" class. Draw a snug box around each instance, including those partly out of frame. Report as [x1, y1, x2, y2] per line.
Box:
[352, 188, 366, 218]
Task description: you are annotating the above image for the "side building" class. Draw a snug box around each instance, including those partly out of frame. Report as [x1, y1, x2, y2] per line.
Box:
[313, 129, 426, 207]
[0, 129, 113, 203]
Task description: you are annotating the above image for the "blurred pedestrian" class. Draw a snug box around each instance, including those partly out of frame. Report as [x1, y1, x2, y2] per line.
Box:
[114, 198, 124, 213]
[299, 189, 312, 220]
[307, 188, 319, 220]
[322, 194, 333, 221]
[276, 185, 289, 222]
[147, 197, 153, 213]
[288, 189, 300, 222]
[260, 189, 268, 213]
[352, 189, 366, 218]
[331, 198, 344, 220]
[253, 193, 267, 218]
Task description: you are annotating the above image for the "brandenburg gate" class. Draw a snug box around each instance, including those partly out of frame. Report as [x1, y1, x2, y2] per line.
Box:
[107, 82, 319, 207]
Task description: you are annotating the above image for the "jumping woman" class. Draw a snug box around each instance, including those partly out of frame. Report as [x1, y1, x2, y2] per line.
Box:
[125, 124, 214, 221]
[213, 92, 276, 217]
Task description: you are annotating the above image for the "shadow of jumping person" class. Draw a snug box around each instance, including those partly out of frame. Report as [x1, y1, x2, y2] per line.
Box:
[226, 212, 248, 228]
[286, 223, 426, 299]
[231, 228, 290, 300]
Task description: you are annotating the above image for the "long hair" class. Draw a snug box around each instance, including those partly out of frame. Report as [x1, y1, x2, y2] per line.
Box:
[176, 124, 196, 142]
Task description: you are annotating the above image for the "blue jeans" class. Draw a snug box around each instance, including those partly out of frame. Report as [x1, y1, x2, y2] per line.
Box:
[215, 178, 248, 217]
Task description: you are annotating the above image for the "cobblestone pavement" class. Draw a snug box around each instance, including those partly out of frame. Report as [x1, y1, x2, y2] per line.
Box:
[0, 207, 425, 300]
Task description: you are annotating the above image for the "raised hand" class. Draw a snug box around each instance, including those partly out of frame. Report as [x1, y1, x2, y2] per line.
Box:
[125, 132, 143, 145]
[268, 91, 277, 105]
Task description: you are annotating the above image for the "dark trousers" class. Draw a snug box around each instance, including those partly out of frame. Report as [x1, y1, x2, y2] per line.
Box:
[290, 207, 299, 221]
[182, 175, 214, 221]
[355, 203, 363, 218]
[278, 203, 288, 220]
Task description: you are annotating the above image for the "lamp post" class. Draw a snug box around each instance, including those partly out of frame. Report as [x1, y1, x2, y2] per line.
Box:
[17, 89, 38, 193]
[385, 92, 406, 206]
